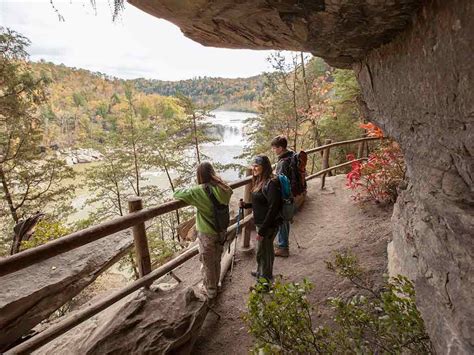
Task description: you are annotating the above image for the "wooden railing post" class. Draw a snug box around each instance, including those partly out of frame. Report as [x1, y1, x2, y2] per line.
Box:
[128, 197, 152, 284]
[241, 167, 253, 248]
[321, 139, 332, 189]
[357, 139, 366, 158]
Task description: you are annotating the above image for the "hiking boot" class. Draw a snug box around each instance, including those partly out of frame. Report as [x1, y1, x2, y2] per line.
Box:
[274, 247, 289, 257]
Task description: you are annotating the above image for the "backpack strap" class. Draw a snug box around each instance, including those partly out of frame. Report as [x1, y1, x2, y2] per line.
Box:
[280, 154, 294, 178]
[202, 184, 226, 234]
[262, 178, 280, 200]
[204, 184, 221, 207]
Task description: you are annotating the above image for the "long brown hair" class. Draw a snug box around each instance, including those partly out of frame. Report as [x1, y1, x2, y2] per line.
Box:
[197, 161, 231, 190]
[252, 155, 274, 192]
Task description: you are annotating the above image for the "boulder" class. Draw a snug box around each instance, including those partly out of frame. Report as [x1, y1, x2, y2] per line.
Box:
[33, 284, 208, 355]
[0, 232, 133, 351]
[65, 157, 74, 166]
[76, 154, 93, 163]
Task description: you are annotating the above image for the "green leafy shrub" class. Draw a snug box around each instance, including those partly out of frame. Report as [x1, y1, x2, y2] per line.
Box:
[21, 219, 71, 250]
[244, 279, 333, 353]
[244, 252, 432, 354]
[326, 252, 432, 354]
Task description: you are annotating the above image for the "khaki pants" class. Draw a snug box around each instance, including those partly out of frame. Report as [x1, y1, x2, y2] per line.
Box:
[197, 232, 224, 297]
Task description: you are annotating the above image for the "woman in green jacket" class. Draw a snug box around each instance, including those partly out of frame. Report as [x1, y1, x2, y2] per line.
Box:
[173, 162, 233, 299]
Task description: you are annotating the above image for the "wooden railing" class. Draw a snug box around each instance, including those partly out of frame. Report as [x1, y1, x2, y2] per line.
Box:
[2, 136, 380, 354]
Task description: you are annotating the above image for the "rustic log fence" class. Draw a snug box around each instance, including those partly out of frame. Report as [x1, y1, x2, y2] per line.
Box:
[1, 136, 380, 354]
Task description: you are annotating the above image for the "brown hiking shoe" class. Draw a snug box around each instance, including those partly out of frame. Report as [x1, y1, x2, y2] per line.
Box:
[274, 247, 289, 257]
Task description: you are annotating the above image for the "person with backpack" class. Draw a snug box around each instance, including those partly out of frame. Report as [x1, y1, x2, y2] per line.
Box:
[173, 162, 232, 299]
[271, 136, 307, 257]
[240, 155, 282, 283]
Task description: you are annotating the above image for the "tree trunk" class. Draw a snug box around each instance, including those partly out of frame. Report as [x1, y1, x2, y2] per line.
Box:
[0, 166, 19, 224]
[126, 92, 140, 196]
[160, 217, 165, 240]
[110, 159, 123, 216]
[130, 126, 140, 196]
[192, 113, 201, 164]
[157, 150, 181, 226]
[292, 67, 299, 152]
[300, 52, 312, 109]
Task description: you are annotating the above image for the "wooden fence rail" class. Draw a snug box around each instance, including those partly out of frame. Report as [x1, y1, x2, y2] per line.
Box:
[2, 136, 381, 354]
[306, 158, 368, 181]
[5, 213, 255, 355]
[305, 136, 381, 155]
[0, 177, 252, 277]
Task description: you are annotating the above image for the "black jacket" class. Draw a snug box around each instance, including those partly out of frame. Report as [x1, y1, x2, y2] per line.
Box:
[244, 178, 282, 237]
[276, 150, 294, 180]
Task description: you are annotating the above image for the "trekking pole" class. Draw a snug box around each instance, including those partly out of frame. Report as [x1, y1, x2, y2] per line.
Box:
[292, 229, 302, 249]
[290, 227, 305, 249]
[229, 205, 243, 281]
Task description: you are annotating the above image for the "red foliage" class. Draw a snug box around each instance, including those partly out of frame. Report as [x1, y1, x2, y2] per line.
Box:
[346, 142, 405, 204]
[360, 122, 384, 138]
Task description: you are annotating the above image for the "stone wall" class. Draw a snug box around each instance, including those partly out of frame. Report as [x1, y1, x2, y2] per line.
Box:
[355, 1, 473, 353]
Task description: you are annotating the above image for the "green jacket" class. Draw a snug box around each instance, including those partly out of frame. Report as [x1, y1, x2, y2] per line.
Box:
[173, 184, 233, 236]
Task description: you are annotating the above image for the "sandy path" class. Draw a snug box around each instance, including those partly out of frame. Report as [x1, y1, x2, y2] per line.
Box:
[188, 175, 393, 354]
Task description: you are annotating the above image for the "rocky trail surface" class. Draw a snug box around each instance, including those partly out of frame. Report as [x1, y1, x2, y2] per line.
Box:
[15, 175, 392, 354]
[189, 175, 393, 354]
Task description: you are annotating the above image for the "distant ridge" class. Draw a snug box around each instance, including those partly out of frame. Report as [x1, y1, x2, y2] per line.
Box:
[32, 60, 263, 112]
[131, 76, 263, 112]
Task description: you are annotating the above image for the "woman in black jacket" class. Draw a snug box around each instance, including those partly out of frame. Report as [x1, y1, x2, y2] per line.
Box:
[240, 155, 282, 282]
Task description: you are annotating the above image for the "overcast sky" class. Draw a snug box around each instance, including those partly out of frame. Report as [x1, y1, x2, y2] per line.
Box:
[1, 0, 285, 81]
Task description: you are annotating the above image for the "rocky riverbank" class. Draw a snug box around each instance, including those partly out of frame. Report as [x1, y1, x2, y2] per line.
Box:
[61, 148, 104, 166]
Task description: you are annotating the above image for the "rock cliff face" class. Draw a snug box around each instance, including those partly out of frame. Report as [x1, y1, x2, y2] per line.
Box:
[356, 1, 473, 352]
[129, 0, 473, 353]
[128, 0, 420, 68]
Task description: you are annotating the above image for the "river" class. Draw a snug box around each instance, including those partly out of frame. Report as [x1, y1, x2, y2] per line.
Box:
[69, 110, 257, 222]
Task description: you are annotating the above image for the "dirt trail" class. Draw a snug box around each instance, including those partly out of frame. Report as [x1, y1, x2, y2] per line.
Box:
[189, 175, 393, 354]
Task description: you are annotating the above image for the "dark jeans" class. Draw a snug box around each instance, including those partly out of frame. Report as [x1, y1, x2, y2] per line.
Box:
[255, 225, 277, 281]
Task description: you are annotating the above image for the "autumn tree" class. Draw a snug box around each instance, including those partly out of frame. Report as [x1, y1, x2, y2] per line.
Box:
[0, 27, 75, 255]
[242, 52, 327, 160]
[242, 52, 363, 172]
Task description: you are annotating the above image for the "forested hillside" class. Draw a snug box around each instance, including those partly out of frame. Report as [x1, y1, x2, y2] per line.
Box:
[132, 75, 263, 112]
[27, 61, 262, 148]
[32, 61, 263, 118]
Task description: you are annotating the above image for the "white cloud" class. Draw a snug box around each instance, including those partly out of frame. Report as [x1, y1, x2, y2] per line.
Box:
[0, 0, 290, 80]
